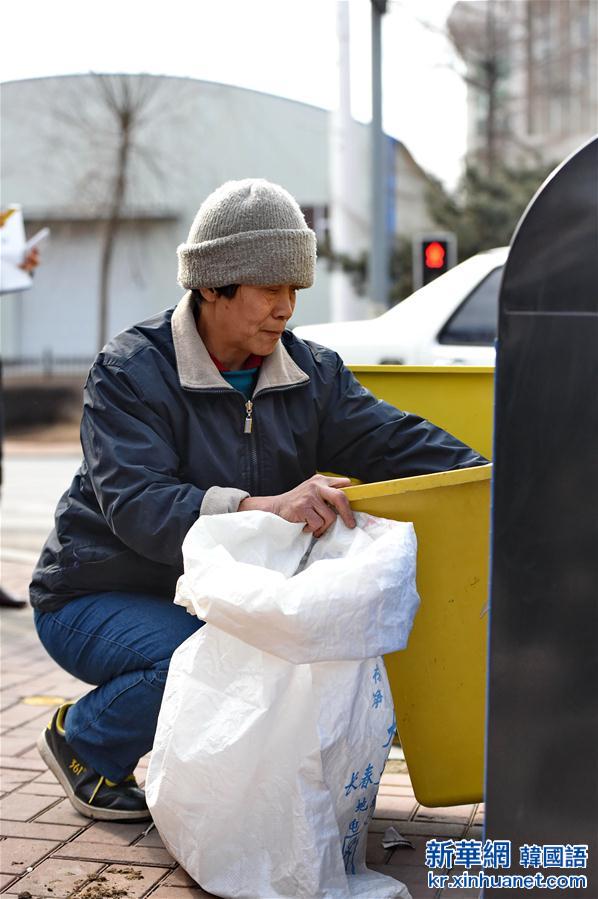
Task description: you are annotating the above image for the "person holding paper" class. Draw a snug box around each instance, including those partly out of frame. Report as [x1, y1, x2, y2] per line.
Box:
[0, 204, 46, 292]
[0, 209, 43, 608]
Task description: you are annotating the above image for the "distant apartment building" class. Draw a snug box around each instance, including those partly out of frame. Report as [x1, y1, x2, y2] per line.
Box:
[1, 74, 437, 364]
[448, 0, 598, 169]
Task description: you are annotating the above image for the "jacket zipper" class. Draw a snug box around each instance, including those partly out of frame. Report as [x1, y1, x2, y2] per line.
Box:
[243, 383, 305, 437]
[244, 400, 253, 434]
[190, 385, 307, 492]
[243, 386, 298, 436]
[243, 385, 308, 491]
[243, 399, 258, 494]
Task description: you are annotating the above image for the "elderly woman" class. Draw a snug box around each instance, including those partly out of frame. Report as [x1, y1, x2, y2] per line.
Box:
[31, 179, 485, 821]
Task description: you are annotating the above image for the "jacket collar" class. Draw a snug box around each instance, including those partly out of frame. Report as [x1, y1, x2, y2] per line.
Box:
[171, 290, 310, 393]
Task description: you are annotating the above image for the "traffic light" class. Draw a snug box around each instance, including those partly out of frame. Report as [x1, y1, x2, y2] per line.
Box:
[412, 233, 457, 290]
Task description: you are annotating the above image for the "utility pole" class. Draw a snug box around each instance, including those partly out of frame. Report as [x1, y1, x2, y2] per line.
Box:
[370, 0, 388, 308]
[329, 0, 365, 321]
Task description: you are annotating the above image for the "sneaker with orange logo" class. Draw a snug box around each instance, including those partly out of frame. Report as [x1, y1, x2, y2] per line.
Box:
[37, 703, 151, 821]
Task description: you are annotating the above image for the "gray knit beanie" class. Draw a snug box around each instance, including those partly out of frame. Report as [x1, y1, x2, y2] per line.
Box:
[177, 178, 316, 289]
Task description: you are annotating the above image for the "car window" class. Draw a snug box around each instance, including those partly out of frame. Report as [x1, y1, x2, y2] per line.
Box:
[438, 266, 504, 346]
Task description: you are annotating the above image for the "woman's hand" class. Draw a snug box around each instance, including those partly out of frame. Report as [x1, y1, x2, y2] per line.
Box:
[238, 474, 356, 537]
[19, 247, 40, 273]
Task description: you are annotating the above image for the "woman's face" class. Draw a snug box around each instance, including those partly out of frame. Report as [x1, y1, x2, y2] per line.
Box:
[201, 284, 298, 364]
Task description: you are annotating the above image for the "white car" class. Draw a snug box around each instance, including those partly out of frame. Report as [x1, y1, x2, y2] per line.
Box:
[294, 247, 508, 365]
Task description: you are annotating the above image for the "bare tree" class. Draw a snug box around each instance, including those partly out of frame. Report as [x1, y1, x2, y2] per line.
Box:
[445, 0, 522, 177]
[29, 73, 199, 352]
[416, 2, 559, 263]
[434, 0, 595, 175]
[91, 75, 162, 350]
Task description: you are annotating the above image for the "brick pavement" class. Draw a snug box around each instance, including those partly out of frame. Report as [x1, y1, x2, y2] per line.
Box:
[1, 561, 483, 899]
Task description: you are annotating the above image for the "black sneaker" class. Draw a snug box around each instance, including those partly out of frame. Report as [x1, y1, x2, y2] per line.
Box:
[0, 586, 27, 608]
[37, 702, 151, 821]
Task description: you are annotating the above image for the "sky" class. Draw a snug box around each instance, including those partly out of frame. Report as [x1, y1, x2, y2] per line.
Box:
[2, 0, 467, 188]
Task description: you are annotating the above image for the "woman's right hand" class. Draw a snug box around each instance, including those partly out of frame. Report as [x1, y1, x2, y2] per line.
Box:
[238, 474, 356, 537]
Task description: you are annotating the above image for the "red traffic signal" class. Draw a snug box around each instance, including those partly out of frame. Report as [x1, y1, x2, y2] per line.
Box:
[424, 241, 446, 270]
[413, 235, 456, 288]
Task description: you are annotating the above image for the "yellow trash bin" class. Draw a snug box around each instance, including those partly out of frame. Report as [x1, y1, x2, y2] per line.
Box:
[350, 365, 494, 460]
[343, 464, 492, 807]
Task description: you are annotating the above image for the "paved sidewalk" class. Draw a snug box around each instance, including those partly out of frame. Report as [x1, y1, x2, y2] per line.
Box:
[1, 561, 482, 899]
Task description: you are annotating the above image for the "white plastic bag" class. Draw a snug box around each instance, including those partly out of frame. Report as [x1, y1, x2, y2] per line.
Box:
[146, 510, 419, 899]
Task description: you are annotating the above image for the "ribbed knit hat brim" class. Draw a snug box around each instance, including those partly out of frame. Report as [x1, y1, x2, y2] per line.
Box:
[177, 228, 316, 289]
[177, 178, 317, 289]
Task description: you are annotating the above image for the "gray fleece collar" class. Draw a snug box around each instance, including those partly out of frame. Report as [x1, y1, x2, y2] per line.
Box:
[171, 290, 310, 393]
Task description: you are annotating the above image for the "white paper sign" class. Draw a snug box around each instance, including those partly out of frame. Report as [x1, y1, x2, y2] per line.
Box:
[0, 205, 33, 293]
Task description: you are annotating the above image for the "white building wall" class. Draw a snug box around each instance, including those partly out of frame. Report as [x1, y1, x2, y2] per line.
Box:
[1, 74, 434, 359]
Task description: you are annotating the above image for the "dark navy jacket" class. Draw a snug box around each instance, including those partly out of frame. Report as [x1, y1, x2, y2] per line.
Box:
[30, 292, 487, 611]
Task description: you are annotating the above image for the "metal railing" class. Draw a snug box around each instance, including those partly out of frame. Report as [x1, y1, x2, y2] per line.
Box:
[2, 353, 93, 378]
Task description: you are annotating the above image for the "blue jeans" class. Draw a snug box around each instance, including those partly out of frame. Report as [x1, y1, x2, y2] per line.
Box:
[34, 592, 204, 783]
